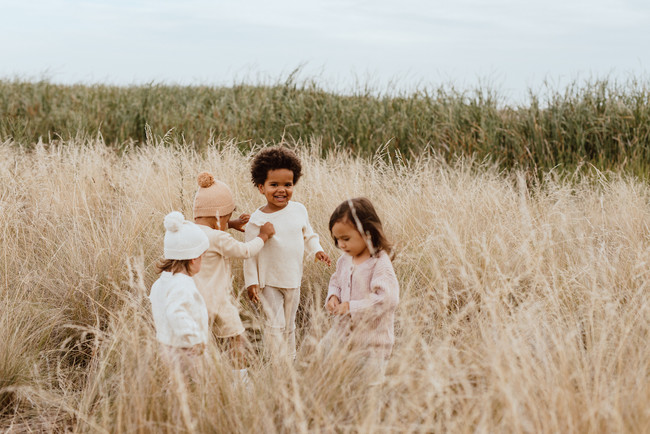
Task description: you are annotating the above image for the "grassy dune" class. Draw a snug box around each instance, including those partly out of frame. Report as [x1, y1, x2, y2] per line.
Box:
[2, 78, 650, 174]
[0, 140, 649, 432]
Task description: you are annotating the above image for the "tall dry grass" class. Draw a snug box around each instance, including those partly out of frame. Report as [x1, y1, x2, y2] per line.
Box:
[0, 139, 648, 433]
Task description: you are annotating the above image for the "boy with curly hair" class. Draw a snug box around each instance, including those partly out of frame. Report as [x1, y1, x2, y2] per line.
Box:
[245, 146, 331, 359]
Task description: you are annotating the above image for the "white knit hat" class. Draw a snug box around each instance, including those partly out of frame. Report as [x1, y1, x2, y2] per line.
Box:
[163, 211, 209, 260]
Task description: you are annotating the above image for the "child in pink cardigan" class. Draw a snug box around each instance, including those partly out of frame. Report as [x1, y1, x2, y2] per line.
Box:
[323, 197, 399, 384]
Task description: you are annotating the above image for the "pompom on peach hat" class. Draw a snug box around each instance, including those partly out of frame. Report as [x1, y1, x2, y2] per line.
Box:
[193, 172, 236, 219]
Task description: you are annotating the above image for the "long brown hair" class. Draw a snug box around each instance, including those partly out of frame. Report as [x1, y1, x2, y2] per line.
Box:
[329, 197, 392, 257]
[156, 258, 193, 275]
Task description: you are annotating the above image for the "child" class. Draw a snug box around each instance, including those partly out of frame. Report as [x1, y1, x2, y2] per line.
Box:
[244, 146, 331, 358]
[192, 172, 275, 381]
[149, 211, 210, 376]
[323, 197, 399, 384]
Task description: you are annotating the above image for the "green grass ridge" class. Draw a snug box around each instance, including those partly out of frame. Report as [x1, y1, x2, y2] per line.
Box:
[1, 77, 649, 174]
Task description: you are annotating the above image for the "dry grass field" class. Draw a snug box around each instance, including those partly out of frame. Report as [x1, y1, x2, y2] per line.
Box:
[1, 139, 648, 433]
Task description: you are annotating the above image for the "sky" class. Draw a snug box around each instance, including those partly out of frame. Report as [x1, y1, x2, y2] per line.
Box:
[1, 0, 649, 102]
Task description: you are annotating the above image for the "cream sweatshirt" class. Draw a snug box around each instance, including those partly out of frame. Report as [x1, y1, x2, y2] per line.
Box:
[244, 201, 323, 289]
[193, 225, 265, 315]
[149, 272, 209, 348]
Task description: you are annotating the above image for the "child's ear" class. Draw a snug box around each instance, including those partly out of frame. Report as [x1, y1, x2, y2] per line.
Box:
[257, 184, 265, 194]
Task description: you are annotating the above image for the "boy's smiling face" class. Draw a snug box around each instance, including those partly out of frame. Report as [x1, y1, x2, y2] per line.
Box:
[258, 168, 294, 212]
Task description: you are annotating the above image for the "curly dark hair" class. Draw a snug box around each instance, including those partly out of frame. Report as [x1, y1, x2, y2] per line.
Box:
[250, 146, 303, 186]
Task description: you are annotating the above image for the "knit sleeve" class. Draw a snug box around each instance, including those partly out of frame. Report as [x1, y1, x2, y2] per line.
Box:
[243, 220, 261, 287]
[213, 231, 265, 259]
[325, 257, 344, 305]
[301, 205, 324, 258]
[165, 287, 203, 347]
[349, 254, 399, 314]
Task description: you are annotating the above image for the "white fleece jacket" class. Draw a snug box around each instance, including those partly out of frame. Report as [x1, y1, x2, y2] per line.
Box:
[149, 272, 209, 348]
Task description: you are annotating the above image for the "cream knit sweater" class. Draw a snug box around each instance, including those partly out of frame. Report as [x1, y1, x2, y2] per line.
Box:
[149, 272, 209, 348]
[193, 225, 265, 315]
[244, 201, 323, 289]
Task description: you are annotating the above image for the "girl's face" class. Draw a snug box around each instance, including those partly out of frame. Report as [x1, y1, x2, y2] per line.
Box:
[332, 219, 371, 262]
[258, 168, 294, 212]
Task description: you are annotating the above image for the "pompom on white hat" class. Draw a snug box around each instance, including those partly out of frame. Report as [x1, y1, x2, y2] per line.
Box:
[163, 211, 209, 260]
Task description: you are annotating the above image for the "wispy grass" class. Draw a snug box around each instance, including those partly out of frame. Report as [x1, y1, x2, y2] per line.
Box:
[1, 77, 649, 174]
[1, 139, 648, 432]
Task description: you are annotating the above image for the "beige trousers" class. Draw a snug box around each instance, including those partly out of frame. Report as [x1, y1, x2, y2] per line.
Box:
[260, 285, 300, 358]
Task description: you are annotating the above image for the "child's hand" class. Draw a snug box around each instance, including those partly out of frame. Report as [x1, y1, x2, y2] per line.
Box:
[258, 222, 275, 242]
[334, 302, 350, 315]
[247, 285, 261, 304]
[326, 295, 341, 313]
[315, 251, 331, 266]
[228, 214, 250, 232]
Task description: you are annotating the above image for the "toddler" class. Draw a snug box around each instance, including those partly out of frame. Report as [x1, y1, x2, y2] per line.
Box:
[192, 172, 275, 380]
[323, 197, 399, 384]
[149, 211, 210, 376]
[244, 146, 331, 358]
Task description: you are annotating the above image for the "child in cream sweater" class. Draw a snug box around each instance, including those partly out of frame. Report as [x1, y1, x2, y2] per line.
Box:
[192, 172, 275, 381]
[244, 146, 331, 358]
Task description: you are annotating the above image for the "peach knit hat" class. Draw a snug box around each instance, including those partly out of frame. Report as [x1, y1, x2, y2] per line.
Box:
[193, 172, 236, 219]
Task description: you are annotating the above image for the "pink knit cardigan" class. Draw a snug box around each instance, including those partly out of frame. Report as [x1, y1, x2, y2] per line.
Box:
[325, 250, 399, 359]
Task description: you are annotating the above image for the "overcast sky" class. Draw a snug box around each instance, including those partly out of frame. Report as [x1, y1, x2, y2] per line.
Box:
[1, 0, 649, 101]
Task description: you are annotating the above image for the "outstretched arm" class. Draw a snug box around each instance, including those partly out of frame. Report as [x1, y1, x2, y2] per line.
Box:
[213, 225, 272, 260]
[302, 207, 330, 265]
[244, 222, 261, 302]
[228, 213, 250, 232]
